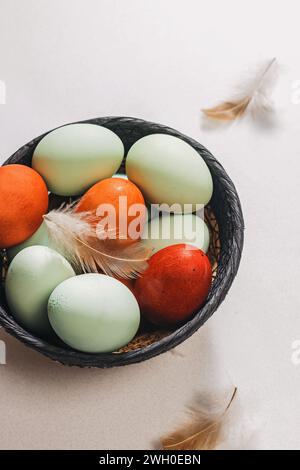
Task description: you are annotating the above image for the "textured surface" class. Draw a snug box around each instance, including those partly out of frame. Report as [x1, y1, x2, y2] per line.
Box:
[0, 117, 244, 367]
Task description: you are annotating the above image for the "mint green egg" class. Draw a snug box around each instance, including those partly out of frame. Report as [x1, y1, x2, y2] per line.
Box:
[32, 124, 124, 196]
[48, 274, 140, 353]
[112, 173, 128, 180]
[5, 246, 75, 337]
[126, 134, 213, 213]
[7, 221, 51, 261]
[143, 213, 210, 254]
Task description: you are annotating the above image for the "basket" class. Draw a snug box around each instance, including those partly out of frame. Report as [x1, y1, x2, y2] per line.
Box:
[0, 116, 244, 367]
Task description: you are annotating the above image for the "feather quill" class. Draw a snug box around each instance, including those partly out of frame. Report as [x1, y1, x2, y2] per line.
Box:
[161, 387, 237, 450]
[202, 58, 278, 121]
[43, 205, 150, 279]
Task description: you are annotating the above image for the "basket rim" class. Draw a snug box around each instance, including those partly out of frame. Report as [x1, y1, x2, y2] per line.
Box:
[0, 116, 244, 367]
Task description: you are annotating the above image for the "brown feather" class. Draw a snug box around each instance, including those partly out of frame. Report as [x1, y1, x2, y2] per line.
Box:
[161, 387, 237, 450]
[202, 98, 251, 121]
[202, 58, 278, 122]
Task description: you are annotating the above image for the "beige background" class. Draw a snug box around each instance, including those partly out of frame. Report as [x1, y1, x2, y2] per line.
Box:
[1, 0, 300, 450]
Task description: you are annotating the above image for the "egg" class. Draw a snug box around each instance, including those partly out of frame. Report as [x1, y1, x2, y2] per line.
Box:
[75, 177, 147, 245]
[0, 164, 48, 248]
[143, 213, 210, 255]
[126, 134, 213, 213]
[5, 246, 75, 336]
[7, 221, 51, 261]
[113, 173, 128, 180]
[134, 244, 212, 325]
[32, 124, 124, 196]
[116, 277, 135, 293]
[48, 274, 140, 353]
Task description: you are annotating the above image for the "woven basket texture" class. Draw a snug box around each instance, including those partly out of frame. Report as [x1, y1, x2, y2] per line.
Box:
[0, 117, 244, 367]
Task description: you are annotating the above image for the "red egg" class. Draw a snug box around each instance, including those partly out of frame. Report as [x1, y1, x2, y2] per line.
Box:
[134, 244, 212, 326]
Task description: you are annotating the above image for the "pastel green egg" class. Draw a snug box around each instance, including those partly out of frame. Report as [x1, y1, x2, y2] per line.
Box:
[7, 221, 52, 261]
[5, 246, 75, 336]
[32, 124, 124, 196]
[126, 134, 213, 213]
[48, 274, 140, 353]
[143, 213, 210, 254]
[112, 173, 128, 180]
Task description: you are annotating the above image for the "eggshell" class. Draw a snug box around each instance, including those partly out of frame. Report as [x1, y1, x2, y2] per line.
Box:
[48, 274, 140, 353]
[134, 244, 212, 325]
[5, 246, 75, 336]
[0, 164, 48, 248]
[75, 177, 147, 245]
[7, 221, 51, 261]
[126, 134, 213, 212]
[116, 277, 135, 293]
[143, 213, 210, 255]
[113, 173, 128, 180]
[32, 124, 124, 196]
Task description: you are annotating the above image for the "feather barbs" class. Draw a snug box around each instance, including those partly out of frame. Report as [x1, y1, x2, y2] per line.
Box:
[161, 387, 237, 450]
[202, 58, 278, 122]
[203, 98, 251, 122]
[43, 205, 150, 279]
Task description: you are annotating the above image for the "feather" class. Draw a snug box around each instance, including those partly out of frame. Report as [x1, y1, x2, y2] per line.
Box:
[161, 387, 237, 450]
[43, 204, 150, 279]
[202, 58, 278, 121]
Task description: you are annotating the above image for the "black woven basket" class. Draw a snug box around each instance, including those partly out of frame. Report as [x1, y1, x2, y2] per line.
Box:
[0, 117, 244, 367]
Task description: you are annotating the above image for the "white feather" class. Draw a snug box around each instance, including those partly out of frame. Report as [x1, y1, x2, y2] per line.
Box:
[43, 205, 150, 279]
[235, 57, 279, 116]
[202, 58, 279, 121]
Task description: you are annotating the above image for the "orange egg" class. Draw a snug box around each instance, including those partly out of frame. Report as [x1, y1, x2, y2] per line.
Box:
[0, 164, 49, 248]
[76, 178, 146, 245]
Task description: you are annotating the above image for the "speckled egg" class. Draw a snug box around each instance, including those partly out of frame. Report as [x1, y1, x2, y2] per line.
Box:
[134, 244, 212, 326]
